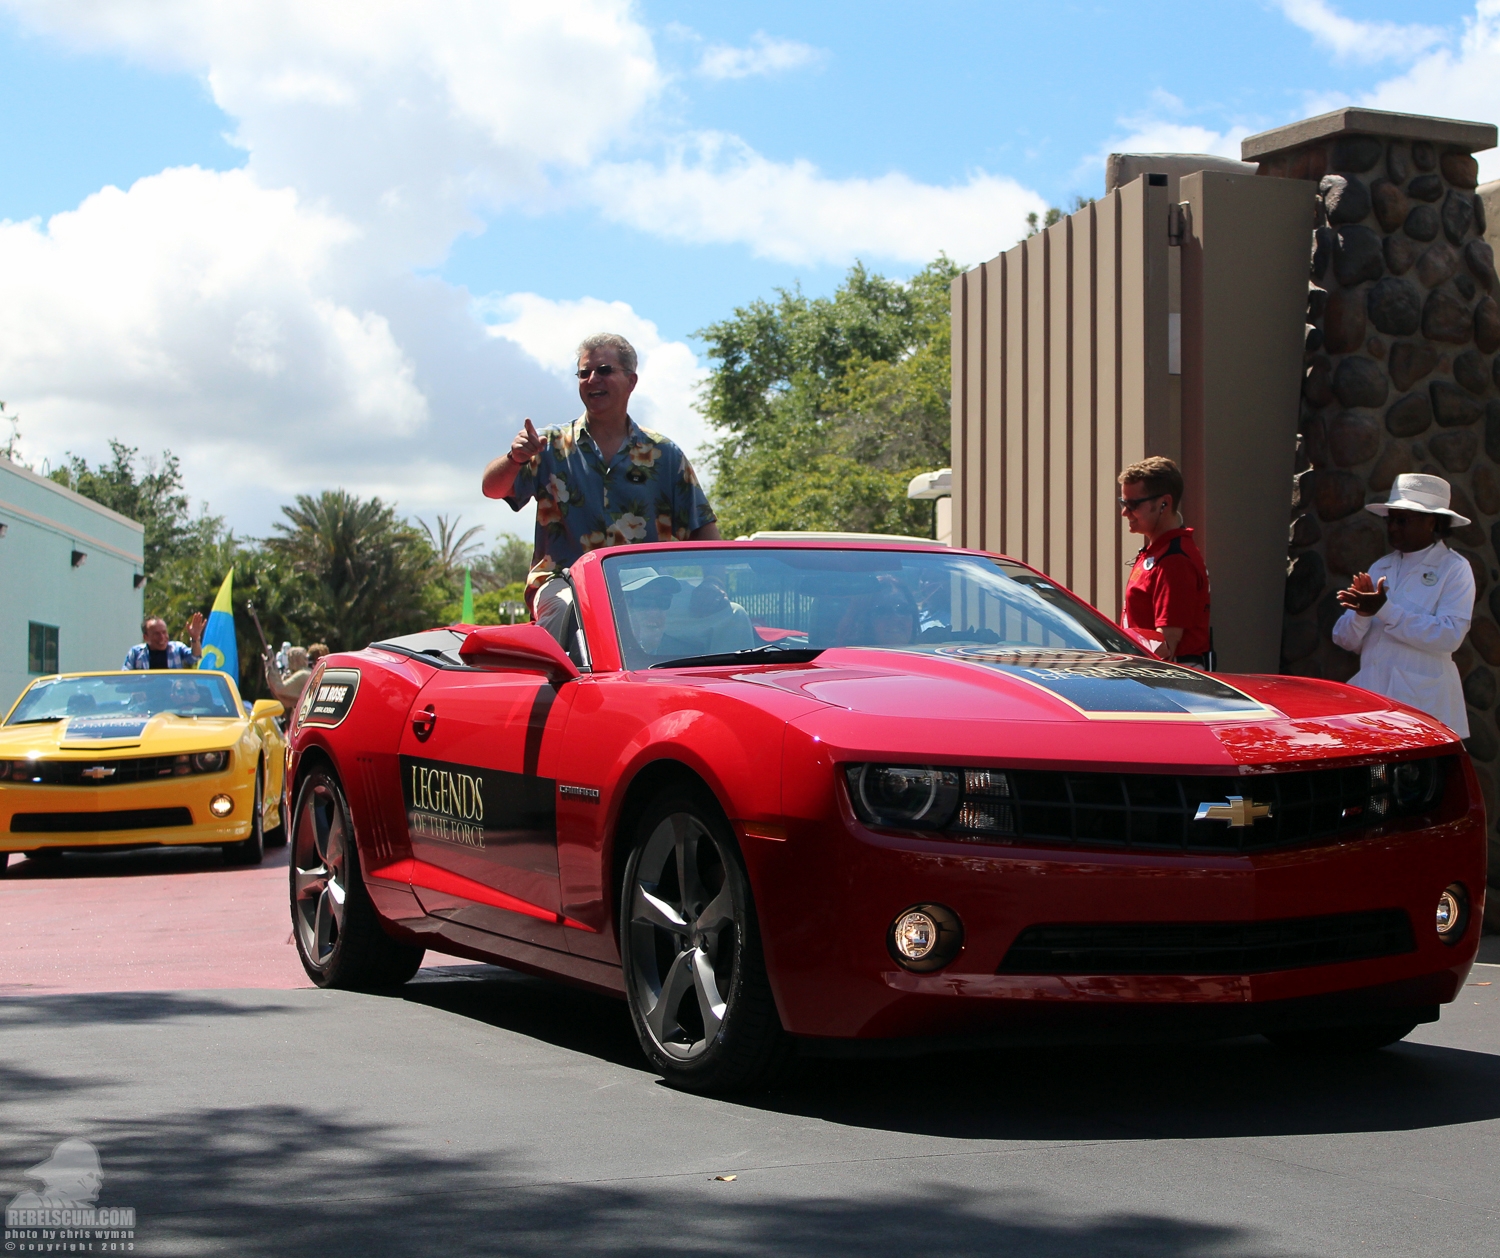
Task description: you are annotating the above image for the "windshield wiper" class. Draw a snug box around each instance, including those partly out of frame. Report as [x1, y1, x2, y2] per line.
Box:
[650, 645, 824, 669]
[10, 716, 65, 725]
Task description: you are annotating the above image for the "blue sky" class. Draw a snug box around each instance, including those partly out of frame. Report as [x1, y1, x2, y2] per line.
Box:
[0, 0, 1492, 540]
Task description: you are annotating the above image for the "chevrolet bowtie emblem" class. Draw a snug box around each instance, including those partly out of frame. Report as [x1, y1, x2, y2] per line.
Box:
[80, 766, 116, 780]
[1194, 796, 1271, 827]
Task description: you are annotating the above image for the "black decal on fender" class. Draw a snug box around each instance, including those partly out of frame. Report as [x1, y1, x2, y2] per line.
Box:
[400, 754, 557, 872]
[300, 668, 361, 728]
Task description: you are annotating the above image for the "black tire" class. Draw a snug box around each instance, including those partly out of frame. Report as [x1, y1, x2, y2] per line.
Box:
[289, 766, 424, 990]
[620, 786, 790, 1093]
[223, 764, 265, 865]
[26, 848, 65, 868]
[262, 763, 288, 848]
[1266, 1020, 1421, 1054]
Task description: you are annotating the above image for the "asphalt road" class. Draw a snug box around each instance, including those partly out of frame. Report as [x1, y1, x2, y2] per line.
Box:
[2, 847, 1498, 1257]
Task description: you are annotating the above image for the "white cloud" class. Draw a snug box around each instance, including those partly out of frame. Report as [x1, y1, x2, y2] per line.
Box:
[587, 132, 1046, 266]
[1277, 0, 1447, 64]
[697, 32, 823, 80]
[481, 293, 712, 464]
[1355, 1, 1500, 181]
[0, 0, 1055, 535]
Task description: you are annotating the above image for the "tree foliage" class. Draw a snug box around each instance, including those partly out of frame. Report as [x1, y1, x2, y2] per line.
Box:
[50, 440, 221, 576]
[696, 257, 960, 538]
[266, 490, 442, 652]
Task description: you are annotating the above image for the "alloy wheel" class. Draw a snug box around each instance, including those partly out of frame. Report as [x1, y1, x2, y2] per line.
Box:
[292, 779, 349, 968]
[627, 811, 740, 1061]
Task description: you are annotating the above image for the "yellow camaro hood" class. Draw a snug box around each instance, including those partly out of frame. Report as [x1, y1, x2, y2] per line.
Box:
[0, 713, 247, 758]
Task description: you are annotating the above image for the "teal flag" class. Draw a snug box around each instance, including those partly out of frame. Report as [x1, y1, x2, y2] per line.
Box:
[198, 570, 238, 681]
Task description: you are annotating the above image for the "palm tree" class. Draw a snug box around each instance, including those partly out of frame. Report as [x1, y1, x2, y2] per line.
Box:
[267, 490, 436, 650]
[419, 513, 486, 580]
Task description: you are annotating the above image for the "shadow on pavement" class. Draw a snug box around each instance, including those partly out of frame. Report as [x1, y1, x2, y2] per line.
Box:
[397, 966, 1500, 1142]
[0, 991, 301, 1030]
[0, 1103, 1263, 1258]
[1, 843, 289, 880]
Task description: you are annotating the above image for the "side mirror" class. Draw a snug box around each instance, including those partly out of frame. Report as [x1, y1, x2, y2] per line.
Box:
[459, 623, 580, 685]
[251, 699, 285, 721]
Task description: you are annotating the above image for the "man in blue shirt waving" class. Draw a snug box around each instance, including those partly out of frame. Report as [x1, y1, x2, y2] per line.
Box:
[122, 613, 204, 670]
[481, 332, 720, 640]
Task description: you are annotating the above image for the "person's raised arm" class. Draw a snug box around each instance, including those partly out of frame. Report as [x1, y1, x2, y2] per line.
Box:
[482, 419, 546, 500]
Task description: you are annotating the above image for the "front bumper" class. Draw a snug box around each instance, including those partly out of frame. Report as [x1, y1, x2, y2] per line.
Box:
[750, 772, 1486, 1041]
[0, 775, 255, 851]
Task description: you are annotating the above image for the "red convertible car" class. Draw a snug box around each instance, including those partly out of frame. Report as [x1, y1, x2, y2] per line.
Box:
[284, 540, 1485, 1092]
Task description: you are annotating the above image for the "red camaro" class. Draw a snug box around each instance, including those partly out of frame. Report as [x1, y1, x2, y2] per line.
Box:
[283, 540, 1485, 1092]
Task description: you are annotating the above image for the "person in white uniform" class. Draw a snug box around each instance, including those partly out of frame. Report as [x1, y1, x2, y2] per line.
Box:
[1332, 474, 1476, 736]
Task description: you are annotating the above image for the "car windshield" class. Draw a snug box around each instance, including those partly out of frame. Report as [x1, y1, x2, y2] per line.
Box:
[601, 547, 1144, 670]
[6, 674, 241, 724]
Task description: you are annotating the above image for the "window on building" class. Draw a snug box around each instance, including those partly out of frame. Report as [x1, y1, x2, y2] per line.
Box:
[27, 623, 59, 675]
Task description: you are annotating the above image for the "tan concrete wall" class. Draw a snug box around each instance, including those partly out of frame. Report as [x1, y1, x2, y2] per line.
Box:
[1179, 171, 1317, 673]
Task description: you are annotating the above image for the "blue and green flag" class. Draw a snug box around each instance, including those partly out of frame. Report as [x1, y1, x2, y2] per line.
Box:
[198, 570, 238, 680]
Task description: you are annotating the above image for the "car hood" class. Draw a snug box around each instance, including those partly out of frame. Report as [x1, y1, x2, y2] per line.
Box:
[0, 713, 248, 757]
[699, 647, 1457, 771]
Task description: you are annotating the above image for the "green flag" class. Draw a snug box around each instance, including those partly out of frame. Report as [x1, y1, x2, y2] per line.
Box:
[461, 568, 475, 624]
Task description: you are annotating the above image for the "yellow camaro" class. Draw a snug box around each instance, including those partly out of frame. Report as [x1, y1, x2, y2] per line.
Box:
[0, 670, 286, 871]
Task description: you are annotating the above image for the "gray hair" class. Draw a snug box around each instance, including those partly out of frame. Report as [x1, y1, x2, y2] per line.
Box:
[286, 647, 309, 669]
[576, 333, 638, 374]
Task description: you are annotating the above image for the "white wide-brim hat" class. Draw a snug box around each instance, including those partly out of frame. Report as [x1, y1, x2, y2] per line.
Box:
[1364, 473, 1470, 527]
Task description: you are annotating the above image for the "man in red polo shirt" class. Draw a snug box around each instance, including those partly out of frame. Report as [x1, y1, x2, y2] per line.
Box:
[1118, 456, 1212, 667]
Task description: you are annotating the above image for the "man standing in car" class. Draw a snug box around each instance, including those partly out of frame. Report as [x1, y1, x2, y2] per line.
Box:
[480, 333, 720, 641]
[122, 613, 205, 670]
[1117, 457, 1212, 667]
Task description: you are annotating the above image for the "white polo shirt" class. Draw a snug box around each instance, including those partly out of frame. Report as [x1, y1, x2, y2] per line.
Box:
[1331, 540, 1476, 736]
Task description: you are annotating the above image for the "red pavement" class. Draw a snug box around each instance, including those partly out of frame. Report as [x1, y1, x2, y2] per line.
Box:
[0, 845, 470, 995]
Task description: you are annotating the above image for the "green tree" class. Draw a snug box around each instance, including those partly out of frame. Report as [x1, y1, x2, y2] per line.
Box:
[266, 489, 440, 651]
[49, 440, 221, 577]
[697, 256, 961, 538]
[472, 534, 534, 592]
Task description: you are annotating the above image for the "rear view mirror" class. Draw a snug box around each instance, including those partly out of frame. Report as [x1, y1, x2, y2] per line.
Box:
[251, 699, 285, 720]
[458, 624, 581, 685]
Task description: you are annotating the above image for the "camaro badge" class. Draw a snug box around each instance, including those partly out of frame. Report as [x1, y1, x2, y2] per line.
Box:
[80, 766, 116, 780]
[558, 784, 601, 802]
[1194, 796, 1272, 827]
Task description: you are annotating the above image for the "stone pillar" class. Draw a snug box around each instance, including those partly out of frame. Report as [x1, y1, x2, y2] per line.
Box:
[1245, 108, 1500, 924]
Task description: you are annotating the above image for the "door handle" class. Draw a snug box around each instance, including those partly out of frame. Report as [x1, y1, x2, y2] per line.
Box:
[411, 705, 437, 742]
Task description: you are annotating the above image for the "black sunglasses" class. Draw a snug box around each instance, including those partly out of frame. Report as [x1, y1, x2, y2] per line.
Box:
[576, 364, 627, 379]
[1118, 494, 1160, 511]
[872, 601, 916, 617]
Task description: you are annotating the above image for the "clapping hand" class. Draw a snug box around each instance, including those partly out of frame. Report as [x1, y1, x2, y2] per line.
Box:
[1336, 571, 1388, 617]
[511, 418, 545, 466]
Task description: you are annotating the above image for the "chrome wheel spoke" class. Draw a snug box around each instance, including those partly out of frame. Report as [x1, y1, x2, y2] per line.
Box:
[672, 816, 707, 915]
[634, 887, 689, 935]
[314, 888, 337, 958]
[647, 947, 697, 1046]
[690, 946, 727, 1040]
[695, 885, 733, 940]
[294, 868, 327, 903]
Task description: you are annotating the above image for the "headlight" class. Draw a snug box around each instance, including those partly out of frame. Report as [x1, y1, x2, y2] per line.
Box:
[192, 751, 229, 773]
[846, 765, 961, 829]
[1369, 758, 1442, 816]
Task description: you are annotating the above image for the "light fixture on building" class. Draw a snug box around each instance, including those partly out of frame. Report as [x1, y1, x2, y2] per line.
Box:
[133, 573, 146, 589]
[70, 549, 88, 568]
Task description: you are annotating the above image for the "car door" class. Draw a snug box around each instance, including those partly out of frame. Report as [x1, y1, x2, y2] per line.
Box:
[396, 663, 577, 951]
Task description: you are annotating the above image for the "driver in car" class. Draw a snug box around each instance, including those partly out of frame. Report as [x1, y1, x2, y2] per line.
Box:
[623, 572, 701, 659]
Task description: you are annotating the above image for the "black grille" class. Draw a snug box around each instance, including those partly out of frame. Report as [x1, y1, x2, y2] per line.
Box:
[999, 910, 1416, 975]
[3, 755, 223, 786]
[11, 808, 194, 834]
[962, 761, 1449, 854]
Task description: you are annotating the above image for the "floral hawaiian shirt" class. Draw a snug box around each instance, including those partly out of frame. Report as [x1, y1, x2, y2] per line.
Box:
[505, 415, 716, 595]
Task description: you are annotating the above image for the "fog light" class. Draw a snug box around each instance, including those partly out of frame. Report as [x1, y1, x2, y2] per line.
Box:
[209, 794, 234, 818]
[887, 902, 963, 972]
[1435, 883, 1468, 945]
